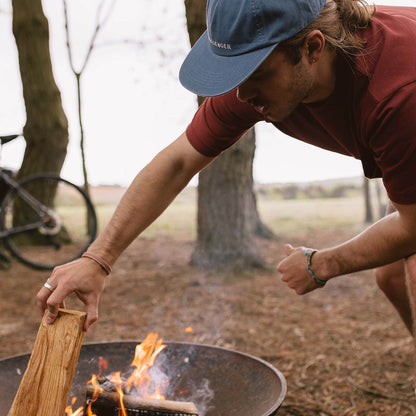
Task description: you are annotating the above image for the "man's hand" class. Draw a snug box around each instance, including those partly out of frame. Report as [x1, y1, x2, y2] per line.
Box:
[277, 244, 325, 294]
[36, 258, 107, 332]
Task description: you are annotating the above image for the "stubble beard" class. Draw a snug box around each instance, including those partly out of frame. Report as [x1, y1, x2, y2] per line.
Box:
[267, 62, 315, 123]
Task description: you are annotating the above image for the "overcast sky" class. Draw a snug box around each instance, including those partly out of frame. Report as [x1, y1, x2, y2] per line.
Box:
[0, 0, 414, 186]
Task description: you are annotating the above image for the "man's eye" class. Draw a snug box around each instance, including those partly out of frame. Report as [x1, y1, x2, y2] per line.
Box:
[250, 72, 263, 80]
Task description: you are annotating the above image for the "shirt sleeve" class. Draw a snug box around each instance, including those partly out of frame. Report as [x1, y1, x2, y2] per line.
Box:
[366, 82, 416, 204]
[186, 89, 264, 157]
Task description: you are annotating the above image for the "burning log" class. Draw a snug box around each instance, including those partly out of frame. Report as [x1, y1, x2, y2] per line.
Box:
[84, 385, 199, 415]
[7, 309, 86, 416]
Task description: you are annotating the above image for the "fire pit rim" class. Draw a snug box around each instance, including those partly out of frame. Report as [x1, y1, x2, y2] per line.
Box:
[0, 340, 287, 416]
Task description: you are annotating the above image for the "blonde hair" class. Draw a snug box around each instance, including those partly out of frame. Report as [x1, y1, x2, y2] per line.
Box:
[279, 0, 376, 63]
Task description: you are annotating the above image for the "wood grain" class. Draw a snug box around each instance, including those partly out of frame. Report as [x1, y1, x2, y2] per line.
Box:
[7, 309, 86, 416]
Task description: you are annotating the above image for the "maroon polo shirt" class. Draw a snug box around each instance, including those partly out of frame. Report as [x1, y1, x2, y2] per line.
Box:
[186, 6, 416, 204]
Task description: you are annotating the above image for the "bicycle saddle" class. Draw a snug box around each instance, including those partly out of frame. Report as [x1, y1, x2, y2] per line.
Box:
[0, 135, 20, 145]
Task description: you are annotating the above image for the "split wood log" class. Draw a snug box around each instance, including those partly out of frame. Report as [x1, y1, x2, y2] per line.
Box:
[85, 385, 199, 415]
[8, 308, 86, 416]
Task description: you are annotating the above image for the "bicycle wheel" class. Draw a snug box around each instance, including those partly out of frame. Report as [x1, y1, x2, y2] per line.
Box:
[0, 174, 97, 270]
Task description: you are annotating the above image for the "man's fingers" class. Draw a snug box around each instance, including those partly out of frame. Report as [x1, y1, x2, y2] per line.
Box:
[84, 298, 99, 332]
[284, 243, 294, 256]
[36, 286, 54, 317]
[45, 303, 59, 324]
[36, 272, 59, 315]
[44, 285, 74, 324]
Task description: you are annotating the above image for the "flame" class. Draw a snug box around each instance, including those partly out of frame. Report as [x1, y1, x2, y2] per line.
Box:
[110, 372, 128, 416]
[185, 326, 193, 333]
[83, 357, 108, 416]
[84, 373, 104, 416]
[65, 397, 83, 415]
[67, 333, 168, 414]
[124, 333, 167, 397]
[146, 385, 166, 400]
[65, 407, 83, 416]
[98, 356, 108, 375]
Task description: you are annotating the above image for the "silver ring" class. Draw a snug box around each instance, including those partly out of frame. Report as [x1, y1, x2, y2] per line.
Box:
[44, 280, 55, 292]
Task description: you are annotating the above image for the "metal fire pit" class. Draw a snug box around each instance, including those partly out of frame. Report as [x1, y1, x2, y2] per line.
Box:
[0, 341, 286, 416]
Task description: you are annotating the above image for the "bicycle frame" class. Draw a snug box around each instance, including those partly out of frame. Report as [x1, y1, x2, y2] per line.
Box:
[0, 170, 61, 239]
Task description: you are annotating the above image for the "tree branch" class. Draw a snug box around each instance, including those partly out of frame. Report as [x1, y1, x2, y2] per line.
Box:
[80, 0, 117, 73]
[62, 0, 77, 75]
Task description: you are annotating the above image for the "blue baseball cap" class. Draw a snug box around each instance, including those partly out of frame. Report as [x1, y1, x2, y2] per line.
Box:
[179, 0, 327, 97]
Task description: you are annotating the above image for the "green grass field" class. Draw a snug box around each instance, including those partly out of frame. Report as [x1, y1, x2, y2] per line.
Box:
[90, 181, 385, 241]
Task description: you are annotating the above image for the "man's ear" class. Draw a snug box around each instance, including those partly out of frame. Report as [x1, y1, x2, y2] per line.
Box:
[303, 30, 326, 64]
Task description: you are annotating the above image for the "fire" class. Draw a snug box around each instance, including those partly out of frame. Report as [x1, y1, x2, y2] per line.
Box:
[65, 397, 83, 416]
[125, 332, 166, 396]
[185, 326, 193, 333]
[110, 372, 128, 416]
[98, 356, 108, 375]
[146, 385, 166, 400]
[67, 334, 167, 414]
[84, 373, 105, 416]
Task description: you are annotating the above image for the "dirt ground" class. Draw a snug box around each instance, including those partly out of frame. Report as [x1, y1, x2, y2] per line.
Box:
[0, 227, 415, 415]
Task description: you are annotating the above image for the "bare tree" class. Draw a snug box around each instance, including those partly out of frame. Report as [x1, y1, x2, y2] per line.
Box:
[184, 0, 273, 271]
[363, 176, 373, 223]
[12, 0, 68, 180]
[62, 0, 117, 195]
[374, 178, 386, 218]
[364, 177, 386, 223]
[192, 129, 269, 270]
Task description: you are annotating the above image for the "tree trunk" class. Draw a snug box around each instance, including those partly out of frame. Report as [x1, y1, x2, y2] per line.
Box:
[363, 176, 373, 223]
[184, 0, 206, 46]
[192, 129, 267, 269]
[12, 0, 69, 181]
[184, 0, 272, 271]
[374, 178, 385, 219]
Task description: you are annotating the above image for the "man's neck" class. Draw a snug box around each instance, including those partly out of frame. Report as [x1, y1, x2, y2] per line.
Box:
[303, 49, 338, 104]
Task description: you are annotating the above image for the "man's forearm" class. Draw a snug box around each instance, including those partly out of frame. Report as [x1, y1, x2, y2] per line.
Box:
[314, 210, 416, 281]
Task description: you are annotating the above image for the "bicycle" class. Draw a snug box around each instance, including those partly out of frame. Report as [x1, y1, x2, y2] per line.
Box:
[0, 134, 97, 270]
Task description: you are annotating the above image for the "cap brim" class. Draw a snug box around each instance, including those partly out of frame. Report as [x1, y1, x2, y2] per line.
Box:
[179, 31, 278, 97]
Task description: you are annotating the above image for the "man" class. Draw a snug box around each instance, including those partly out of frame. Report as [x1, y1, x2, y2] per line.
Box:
[38, 0, 416, 343]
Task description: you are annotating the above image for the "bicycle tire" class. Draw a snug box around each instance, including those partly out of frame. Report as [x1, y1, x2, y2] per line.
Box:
[0, 174, 97, 270]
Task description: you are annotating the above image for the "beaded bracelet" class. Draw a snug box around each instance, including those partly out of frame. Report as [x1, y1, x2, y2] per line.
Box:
[302, 248, 326, 287]
[81, 252, 112, 275]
